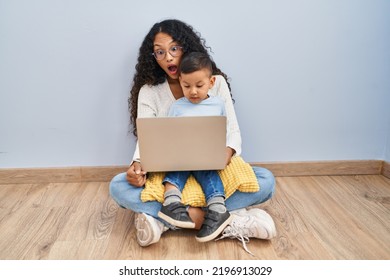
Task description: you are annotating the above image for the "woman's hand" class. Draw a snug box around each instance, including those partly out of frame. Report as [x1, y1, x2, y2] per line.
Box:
[126, 161, 147, 187]
[225, 147, 235, 166]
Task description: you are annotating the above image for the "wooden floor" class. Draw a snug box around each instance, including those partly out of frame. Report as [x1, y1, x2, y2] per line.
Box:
[0, 175, 389, 260]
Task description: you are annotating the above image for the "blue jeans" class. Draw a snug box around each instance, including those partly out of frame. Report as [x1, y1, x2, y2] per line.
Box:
[163, 170, 225, 202]
[109, 166, 276, 219]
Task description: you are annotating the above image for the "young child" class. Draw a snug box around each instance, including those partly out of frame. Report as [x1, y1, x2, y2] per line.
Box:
[157, 52, 232, 242]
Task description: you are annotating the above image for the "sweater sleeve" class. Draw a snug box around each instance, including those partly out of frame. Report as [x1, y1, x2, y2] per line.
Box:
[132, 85, 158, 162]
[132, 82, 176, 163]
[213, 76, 242, 156]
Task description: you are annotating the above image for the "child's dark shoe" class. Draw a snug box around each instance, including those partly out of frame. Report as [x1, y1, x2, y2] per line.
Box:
[158, 202, 195, 228]
[195, 209, 233, 242]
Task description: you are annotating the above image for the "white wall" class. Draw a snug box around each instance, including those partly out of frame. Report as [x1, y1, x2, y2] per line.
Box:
[1, 0, 389, 168]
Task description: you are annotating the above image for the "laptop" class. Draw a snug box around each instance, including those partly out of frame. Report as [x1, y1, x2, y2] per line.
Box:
[136, 116, 227, 172]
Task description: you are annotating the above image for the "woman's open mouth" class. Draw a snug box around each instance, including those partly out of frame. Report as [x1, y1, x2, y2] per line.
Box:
[167, 65, 178, 75]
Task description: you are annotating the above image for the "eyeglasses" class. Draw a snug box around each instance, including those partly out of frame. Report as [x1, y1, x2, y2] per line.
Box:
[152, 45, 183, 60]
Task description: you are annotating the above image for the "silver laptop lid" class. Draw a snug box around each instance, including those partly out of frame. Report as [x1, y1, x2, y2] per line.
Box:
[136, 116, 227, 172]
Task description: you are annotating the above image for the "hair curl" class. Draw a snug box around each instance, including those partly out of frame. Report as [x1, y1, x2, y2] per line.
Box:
[129, 19, 232, 136]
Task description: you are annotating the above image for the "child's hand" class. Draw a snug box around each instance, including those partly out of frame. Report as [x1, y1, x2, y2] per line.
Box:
[126, 162, 147, 187]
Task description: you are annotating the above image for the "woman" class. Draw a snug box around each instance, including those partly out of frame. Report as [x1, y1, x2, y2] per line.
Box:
[109, 19, 276, 247]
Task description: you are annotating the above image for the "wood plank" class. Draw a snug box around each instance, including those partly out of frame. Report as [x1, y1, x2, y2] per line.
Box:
[1, 176, 390, 259]
[268, 178, 334, 259]
[275, 176, 390, 259]
[0, 206, 72, 259]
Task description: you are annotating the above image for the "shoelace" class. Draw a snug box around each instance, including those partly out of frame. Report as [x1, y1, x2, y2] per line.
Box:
[216, 225, 255, 257]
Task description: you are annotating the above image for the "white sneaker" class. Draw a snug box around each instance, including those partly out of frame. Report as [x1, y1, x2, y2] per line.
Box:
[134, 213, 169, 247]
[217, 208, 276, 255]
[229, 208, 276, 239]
[247, 208, 276, 238]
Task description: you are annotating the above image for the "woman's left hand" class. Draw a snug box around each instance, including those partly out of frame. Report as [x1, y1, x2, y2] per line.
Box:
[225, 147, 235, 166]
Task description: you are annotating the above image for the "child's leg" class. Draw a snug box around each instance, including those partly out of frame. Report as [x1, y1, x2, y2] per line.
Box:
[158, 171, 195, 228]
[192, 170, 226, 203]
[207, 196, 227, 213]
[192, 170, 233, 242]
[162, 181, 182, 206]
[162, 170, 191, 204]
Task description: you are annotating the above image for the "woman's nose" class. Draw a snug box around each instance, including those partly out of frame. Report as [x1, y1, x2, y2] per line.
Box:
[166, 52, 174, 61]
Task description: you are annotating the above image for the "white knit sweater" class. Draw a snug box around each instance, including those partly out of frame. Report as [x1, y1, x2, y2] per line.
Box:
[132, 75, 242, 162]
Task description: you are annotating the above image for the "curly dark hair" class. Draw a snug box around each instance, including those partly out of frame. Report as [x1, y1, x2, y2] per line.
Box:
[129, 19, 232, 136]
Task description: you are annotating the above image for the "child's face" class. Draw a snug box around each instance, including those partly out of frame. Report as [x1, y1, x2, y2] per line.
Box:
[179, 69, 215, 104]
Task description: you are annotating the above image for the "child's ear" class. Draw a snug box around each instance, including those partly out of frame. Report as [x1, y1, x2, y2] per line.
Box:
[209, 76, 216, 88]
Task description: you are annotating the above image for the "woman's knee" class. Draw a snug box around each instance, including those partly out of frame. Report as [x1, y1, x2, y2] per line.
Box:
[109, 172, 127, 198]
[252, 166, 276, 198]
[109, 172, 140, 208]
[108, 172, 160, 216]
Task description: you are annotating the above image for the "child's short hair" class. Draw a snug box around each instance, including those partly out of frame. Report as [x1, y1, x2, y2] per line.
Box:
[179, 52, 213, 75]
